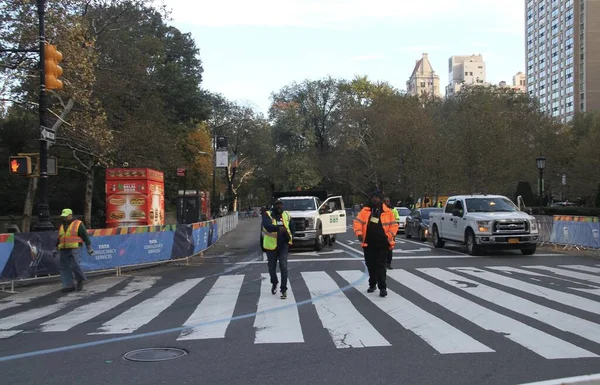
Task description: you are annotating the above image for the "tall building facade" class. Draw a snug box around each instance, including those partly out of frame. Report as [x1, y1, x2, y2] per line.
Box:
[499, 72, 527, 93]
[446, 54, 487, 96]
[406, 53, 441, 98]
[525, 0, 600, 122]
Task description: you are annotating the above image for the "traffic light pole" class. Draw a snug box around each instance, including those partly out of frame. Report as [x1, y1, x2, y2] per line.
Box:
[33, 0, 53, 231]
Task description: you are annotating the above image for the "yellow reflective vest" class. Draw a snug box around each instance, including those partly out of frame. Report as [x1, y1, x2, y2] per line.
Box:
[58, 220, 83, 250]
[392, 207, 400, 222]
[262, 211, 292, 251]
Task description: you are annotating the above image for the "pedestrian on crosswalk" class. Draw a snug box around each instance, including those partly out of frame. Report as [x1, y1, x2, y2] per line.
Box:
[353, 191, 399, 297]
[54, 208, 94, 293]
[261, 199, 295, 299]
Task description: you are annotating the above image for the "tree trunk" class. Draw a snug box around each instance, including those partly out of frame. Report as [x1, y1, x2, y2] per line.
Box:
[84, 166, 94, 228]
[22, 177, 39, 232]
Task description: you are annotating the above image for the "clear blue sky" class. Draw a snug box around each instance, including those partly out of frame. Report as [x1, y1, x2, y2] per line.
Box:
[162, 0, 525, 115]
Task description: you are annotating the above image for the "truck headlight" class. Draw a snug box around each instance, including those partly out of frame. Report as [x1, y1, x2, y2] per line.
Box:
[477, 220, 491, 233]
[306, 218, 314, 229]
[529, 219, 538, 233]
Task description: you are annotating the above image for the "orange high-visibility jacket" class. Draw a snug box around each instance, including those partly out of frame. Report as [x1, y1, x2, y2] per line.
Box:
[353, 205, 399, 250]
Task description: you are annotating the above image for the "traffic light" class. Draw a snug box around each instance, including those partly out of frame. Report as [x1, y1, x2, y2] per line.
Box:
[216, 136, 228, 149]
[9, 156, 32, 176]
[44, 44, 63, 90]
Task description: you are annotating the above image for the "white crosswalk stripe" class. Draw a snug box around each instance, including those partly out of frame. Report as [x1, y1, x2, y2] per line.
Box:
[2, 265, 600, 360]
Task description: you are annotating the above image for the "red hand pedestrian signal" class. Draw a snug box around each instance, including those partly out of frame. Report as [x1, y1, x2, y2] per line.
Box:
[8, 156, 32, 176]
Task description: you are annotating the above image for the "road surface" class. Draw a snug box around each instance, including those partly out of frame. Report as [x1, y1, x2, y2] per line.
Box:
[1, 217, 600, 385]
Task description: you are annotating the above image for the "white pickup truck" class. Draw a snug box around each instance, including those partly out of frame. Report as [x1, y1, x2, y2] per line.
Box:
[428, 194, 540, 255]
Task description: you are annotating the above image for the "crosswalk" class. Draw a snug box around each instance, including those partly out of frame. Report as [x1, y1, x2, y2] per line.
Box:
[2, 264, 600, 360]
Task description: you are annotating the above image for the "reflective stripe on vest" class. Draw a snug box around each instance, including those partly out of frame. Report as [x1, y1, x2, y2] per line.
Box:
[58, 220, 83, 250]
[262, 211, 292, 251]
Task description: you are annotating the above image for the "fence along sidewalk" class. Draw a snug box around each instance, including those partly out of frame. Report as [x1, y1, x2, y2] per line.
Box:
[0, 213, 239, 291]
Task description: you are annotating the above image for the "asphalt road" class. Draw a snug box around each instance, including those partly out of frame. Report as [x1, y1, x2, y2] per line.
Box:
[2, 217, 600, 385]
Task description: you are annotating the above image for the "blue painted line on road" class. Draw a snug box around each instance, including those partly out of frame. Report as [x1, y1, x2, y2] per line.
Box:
[0, 248, 368, 363]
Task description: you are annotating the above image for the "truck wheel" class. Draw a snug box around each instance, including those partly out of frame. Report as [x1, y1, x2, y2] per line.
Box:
[521, 246, 537, 255]
[465, 229, 481, 256]
[314, 228, 324, 251]
[432, 226, 444, 248]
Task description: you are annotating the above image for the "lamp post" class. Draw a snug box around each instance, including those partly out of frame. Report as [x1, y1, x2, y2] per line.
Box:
[536, 155, 546, 206]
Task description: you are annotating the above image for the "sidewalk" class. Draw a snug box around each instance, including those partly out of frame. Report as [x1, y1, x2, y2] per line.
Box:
[537, 243, 600, 259]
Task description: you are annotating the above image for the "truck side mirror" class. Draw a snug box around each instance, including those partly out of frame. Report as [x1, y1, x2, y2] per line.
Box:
[452, 208, 462, 217]
[319, 207, 332, 214]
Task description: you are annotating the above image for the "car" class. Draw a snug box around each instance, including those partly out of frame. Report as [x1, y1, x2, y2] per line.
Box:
[395, 207, 412, 234]
[405, 207, 443, 241]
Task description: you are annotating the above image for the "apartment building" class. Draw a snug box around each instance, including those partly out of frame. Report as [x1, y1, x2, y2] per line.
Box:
[445, 54, 487, 96]
[525, 0, 600, 122]
[499, 72, 527, 93]
[406, 53, 441, 98]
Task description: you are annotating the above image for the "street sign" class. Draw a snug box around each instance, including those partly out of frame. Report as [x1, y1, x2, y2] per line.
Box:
[177, 167, 187, 177]
[216, 150, 228, 168]
[41, 127, 55, 143]
[562, 174, 567, 186]
[47, 156, 57, 175]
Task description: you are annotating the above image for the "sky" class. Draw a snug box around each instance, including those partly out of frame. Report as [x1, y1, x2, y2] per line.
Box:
[160, 0, 525, 115]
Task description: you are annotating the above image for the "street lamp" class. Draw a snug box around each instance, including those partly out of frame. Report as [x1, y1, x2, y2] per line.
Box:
[536, 155, 546, 206]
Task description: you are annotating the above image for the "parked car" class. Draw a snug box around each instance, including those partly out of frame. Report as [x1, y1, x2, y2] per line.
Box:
[395, 207, 412, 234]
[405, 207, 443, 241]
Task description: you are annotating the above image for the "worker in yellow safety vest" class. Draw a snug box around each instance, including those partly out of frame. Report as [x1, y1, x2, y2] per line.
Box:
[261, 199, 295, 299]
[55, 208, 94, 293]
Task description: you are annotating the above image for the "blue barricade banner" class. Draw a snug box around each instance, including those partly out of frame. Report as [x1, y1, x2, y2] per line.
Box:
[0, 234, 15, 278]
[0, 214, 238, 280]
[80, 234, 129, 271]
[192, 224, 209, 254]
[549, 216, 600, 248]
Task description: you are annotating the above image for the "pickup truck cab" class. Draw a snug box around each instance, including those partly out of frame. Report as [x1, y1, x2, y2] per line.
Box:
[428, 195, 539, 255]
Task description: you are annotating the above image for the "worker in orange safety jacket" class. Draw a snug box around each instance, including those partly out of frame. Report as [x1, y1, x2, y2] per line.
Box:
[353, 190, 399, 297]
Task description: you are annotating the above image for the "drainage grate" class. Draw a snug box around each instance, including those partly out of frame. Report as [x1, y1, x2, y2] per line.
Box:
[123, 348, 188, 362]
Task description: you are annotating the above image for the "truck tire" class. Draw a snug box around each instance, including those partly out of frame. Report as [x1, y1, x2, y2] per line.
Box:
[521, 245, 537, 255]
[314, 226, 324, 252]
[465, 229, 481, 256]
[432, 226, 445, 248]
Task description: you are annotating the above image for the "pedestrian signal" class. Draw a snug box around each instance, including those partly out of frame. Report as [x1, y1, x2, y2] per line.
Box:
[9, 156, 32, 176]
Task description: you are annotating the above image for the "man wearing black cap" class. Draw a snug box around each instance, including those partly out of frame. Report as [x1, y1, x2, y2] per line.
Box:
[261, 199, 295, 299]
[353, 191, 399, 297]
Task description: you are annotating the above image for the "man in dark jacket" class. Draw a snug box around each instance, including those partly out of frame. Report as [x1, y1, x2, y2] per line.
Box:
[353, 191, 399, 297]
[261, 200, 296, 299]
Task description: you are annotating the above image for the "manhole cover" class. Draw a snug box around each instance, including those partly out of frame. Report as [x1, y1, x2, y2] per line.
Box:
[123, 348, 188, 362]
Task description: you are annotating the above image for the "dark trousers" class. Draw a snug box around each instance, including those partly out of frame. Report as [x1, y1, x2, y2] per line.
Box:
[386, 249, 393, 265]
[59, 248, 86, 288]
[267, 243, 289, 292]
[364, 246, 387, 290]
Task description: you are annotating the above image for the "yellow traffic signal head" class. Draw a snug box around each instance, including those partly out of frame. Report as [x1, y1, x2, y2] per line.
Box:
[44, 44, 64, 90]
[9, 156, 32, 176]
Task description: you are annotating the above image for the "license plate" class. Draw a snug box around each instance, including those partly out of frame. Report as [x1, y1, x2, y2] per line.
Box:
[508, 238, 520, 244]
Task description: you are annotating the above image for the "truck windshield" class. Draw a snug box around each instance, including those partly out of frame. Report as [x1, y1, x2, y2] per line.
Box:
[282, 199, 316, 211]
[465, 198, 518, 213]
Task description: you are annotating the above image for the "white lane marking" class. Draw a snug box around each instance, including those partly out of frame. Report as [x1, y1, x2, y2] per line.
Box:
[402, 238, 434, 248]
[0, 330, 22, 339]
[40, 276, 159, 332]
[421, 268, 600, 346]
[254, 274, 303, 344]
[90, 278, 204, 335]
[393, 247, 431, 254]
[338, 270, 493, 354]
[177, 275, 244, 340]
[527, 266, 600, 286]
[387, 269, 596, 359]
[559, 265, 600, 274]
[450, 267, 600, 315]
[336, 241, 478, 259]
[301, 271, 390, 348]
[486, 266, 600, 295]
[0, 277, 125, 331]
[0, 285, 59, 313]
[518, 372, 600, 385]
[262, 252, 267, 262]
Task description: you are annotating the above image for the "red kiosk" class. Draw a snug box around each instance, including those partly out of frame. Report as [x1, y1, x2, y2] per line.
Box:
[105, 168, 165, 228]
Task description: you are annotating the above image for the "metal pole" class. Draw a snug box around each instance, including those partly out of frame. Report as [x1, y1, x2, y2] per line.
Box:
[212, 133, 216, 219]
[34, 0, 53, 231]
[539, 169, 544, 207]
